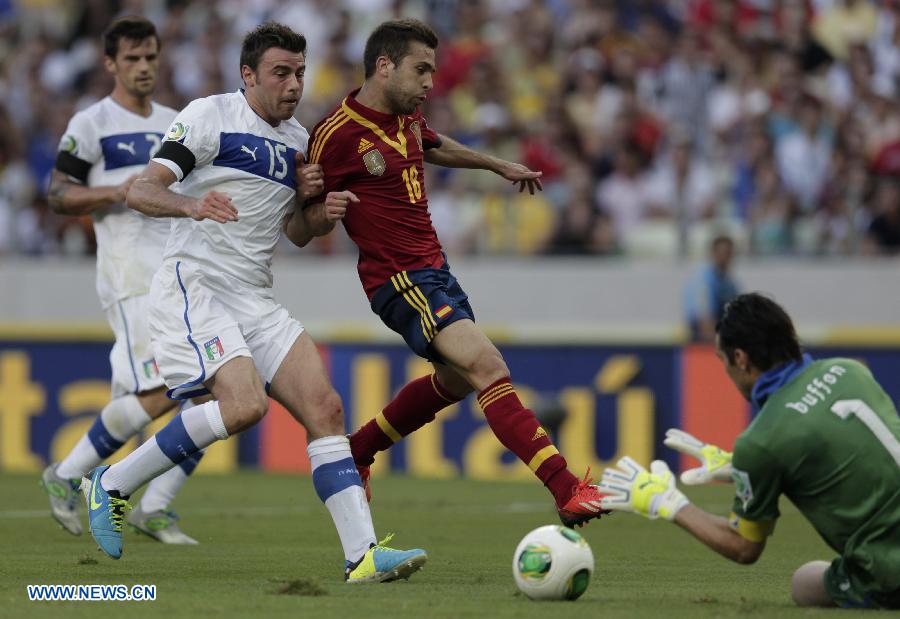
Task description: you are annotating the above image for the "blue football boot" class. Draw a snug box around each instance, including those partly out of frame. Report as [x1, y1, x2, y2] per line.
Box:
[83, 466, 131, 559]
[345, 534, 427, 583]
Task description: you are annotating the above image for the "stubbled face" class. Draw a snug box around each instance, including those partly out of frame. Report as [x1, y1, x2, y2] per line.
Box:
[107, 37, 159, 97]
[716, 336, 755, 401]
[383, 42, 435, 115]
[244, 47, 305, 121]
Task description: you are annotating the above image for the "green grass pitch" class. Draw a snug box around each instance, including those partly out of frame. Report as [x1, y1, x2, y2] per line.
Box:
[2, 471, 861, 618]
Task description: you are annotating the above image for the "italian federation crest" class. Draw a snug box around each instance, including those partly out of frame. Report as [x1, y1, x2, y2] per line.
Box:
[363, 149, 386, 176]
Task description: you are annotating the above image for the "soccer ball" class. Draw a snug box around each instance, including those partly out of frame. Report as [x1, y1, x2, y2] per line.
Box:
[512, 525, 594, 601]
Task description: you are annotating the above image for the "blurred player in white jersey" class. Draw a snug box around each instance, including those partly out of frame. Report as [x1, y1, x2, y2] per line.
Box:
[43, 16, 203, 545]
[82, 22, 427, 582]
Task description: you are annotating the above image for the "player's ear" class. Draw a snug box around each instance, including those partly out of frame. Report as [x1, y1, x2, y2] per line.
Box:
[241, 64, 256, 88]
[103, 55, 117, 76]
[733, 348, 751, 373]
[376, 55, 392, 78]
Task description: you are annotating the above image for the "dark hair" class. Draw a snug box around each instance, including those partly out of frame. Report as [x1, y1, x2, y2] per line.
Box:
[240, 22, 307, 73]
[103, 16, 160, 58]
[711, 235, 734, 251]
[363, 19, 438, 78]
[716, 293, 803, 372]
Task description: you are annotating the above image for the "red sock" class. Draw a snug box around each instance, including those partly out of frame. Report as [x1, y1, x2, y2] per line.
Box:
[477, 377, 579, 508]
[350, 374, 460, 466]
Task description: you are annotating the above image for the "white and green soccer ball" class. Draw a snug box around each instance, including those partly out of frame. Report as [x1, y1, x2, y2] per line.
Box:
[512, 525, 594, 601]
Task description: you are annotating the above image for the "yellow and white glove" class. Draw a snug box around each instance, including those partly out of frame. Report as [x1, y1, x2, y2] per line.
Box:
[663, 428, 733, 485]
[598, 457, 689, 521]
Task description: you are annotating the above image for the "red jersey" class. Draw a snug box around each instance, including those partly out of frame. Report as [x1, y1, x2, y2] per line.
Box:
[308, 89, 444, 299]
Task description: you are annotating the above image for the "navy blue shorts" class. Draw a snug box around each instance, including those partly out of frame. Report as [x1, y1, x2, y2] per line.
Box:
[370, 260, 475, 361]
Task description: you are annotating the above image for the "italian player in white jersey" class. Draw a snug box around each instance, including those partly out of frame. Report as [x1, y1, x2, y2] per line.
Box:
[83, 22, 427, 583]
[43, 16, 203, 545]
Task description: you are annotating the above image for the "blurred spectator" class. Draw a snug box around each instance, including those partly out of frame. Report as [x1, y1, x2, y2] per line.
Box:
[595, 140, 651, 242]
[775, 95, 832, 213]
[542, 193, 616, 256]
[644, 131, 719, 255]
[747, 158, 796, 255]
[863, 179, 900, 256]
[683, 235, 739, 343]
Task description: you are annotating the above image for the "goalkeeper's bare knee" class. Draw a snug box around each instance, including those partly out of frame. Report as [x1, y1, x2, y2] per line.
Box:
[791, 561, 834, 607]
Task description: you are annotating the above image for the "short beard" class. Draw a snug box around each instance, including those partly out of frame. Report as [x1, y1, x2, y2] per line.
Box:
[385, 89, 415, 115]
[128, 81, 155, 98]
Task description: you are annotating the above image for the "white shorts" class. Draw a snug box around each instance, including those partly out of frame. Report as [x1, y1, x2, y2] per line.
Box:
[105, 294, 166, 399]
[149, 260, 304, 400]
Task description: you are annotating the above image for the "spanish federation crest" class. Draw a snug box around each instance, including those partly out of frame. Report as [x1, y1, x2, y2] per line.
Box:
[363, 149, 386, 176]
[410, 121, 423, 151]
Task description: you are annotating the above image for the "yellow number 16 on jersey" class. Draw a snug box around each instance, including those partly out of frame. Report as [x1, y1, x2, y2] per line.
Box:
[402, 166, 422, 203]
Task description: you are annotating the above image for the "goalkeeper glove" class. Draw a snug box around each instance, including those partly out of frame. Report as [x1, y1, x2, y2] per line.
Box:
[663, 428, 733, 485]
[598, 457, 689, 521]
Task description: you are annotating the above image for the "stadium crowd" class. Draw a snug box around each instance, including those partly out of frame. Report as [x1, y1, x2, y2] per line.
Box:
[1, 0, 898, 258]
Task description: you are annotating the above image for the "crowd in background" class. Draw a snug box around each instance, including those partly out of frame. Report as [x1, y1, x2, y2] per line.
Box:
[1, 0, 899, 258]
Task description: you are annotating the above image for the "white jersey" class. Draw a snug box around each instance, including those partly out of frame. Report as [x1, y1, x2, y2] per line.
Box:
[58, 97, 177, 308]
[152, 90, 309, 289]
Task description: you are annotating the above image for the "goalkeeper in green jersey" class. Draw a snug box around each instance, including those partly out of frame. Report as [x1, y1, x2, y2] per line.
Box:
[598, 293, 900, 609]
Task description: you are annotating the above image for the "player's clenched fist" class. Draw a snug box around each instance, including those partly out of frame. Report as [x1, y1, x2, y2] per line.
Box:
[297, 163, 324, 199]
[322, 190, 359, 222]
[190, 190, 238, 223]
[115, 174, 139, 202]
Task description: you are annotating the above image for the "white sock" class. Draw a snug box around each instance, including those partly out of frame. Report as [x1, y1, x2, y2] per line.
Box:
[56, 394, 152, 479]
[139, 399, 206, 512]
[140, 449, 205, 513]
[308, 435, 376, 563]
[103, 401, 227, 496]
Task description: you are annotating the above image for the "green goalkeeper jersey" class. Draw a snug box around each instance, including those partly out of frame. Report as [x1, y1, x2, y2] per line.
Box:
[731, 357, 900, 599]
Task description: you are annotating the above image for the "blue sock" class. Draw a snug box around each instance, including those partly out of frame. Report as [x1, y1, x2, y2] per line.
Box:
[178, 450, 204, 475]
[87, 416, 125, 458]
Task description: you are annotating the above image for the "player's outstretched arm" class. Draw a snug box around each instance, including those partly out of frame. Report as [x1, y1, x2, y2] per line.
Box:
[127, 162, 237, 223]
[599, 455, 767, 565]
[283, 190, 358, 247]
[664, 428, 734, 485]
[424, 133, 543, 195]
[673, 505, 766, 565]
[47, 170, 137, 216]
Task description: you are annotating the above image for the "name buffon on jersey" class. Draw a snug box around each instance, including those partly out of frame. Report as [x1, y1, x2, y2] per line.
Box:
[784, 365, 848, 414]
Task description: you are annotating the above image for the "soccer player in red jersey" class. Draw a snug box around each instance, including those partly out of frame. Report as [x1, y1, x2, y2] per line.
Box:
[295, 19, 607, 527]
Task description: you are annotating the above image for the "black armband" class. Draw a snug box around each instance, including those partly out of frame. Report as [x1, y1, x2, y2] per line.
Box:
[155, 141, 196, 178]
[54, 151, 91, 184]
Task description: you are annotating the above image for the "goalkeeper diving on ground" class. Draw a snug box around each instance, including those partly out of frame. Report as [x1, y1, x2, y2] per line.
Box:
[598, 293, 900, 610]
